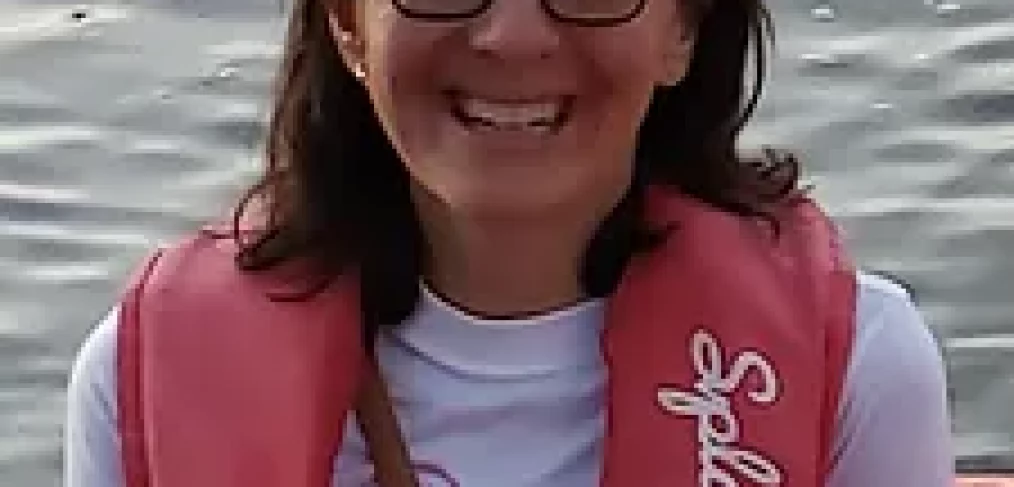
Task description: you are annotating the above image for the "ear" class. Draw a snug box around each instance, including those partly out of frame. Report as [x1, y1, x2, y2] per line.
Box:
[325, 0, 367, 80]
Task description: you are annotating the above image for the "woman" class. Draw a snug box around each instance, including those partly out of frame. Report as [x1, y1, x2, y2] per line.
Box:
[65, 0, 956, 485]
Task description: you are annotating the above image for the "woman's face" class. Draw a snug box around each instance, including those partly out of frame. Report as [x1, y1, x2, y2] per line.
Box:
[328, 0, 696, 221]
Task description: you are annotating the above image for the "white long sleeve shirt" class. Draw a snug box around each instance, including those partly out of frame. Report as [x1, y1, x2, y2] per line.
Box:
[64, 271, 955, 486]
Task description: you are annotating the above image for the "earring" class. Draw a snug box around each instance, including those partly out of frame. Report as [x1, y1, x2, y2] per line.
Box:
[351, 63, 366, 80]
[336, 30, 366, 80]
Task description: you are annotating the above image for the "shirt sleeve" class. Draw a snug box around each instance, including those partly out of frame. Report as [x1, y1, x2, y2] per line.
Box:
[827, 273, 956, 487]
[64, 307, 125, 487]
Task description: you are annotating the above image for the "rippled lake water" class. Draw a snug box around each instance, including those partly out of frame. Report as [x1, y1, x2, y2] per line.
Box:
[1, 0, 1012, 484]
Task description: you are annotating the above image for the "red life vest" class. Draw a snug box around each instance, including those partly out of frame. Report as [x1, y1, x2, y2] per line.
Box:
[117, 189, 856, 487]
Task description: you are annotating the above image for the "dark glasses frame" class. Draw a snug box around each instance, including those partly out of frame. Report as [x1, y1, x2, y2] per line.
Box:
[391, 0, 650, 27]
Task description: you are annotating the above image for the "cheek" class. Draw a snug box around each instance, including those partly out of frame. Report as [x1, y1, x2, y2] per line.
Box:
[575, 33, 667, 140]
[587, 2, 689, 88]
[360, 20, 448, 149]
[362, 16, 423, 103]
[577, 14, 673, 98]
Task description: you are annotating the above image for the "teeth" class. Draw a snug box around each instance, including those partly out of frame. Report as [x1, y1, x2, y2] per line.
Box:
[458, 96, 563, 129]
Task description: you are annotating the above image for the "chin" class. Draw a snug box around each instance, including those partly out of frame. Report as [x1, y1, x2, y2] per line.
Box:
[404, 147, 632, 225]
[436, 176, 622, 225]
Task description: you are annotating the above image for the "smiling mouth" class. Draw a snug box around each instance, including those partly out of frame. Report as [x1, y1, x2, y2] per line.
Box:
[445, 90, 574, 135]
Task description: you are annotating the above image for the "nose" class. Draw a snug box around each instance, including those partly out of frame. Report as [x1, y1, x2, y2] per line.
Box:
[469, 0, 561, 62]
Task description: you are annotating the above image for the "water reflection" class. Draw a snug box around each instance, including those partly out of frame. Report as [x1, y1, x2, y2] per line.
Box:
[0, 0, 1012, 482]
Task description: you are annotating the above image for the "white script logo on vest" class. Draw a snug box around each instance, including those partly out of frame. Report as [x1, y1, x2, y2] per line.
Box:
[656, 329, 783, 486]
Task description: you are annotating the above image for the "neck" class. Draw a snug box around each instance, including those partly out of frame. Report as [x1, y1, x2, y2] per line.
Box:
[416, 200, 602, 318]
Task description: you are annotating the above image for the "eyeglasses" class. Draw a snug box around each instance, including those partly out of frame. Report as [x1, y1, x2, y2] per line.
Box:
[391, 0, 649, 27]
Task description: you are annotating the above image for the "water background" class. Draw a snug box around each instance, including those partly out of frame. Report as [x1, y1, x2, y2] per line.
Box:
[1, 0, 1012, 484]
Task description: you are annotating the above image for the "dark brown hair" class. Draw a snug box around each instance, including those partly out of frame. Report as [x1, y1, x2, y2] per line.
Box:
[230, 0, 803, 340]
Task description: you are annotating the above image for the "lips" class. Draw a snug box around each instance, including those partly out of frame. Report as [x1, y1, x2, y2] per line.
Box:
[445, 90, 573, 134]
